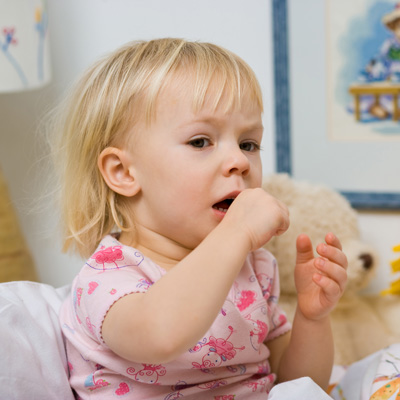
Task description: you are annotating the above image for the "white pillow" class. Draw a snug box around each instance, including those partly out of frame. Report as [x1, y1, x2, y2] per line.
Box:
[0, 281, 75, 400]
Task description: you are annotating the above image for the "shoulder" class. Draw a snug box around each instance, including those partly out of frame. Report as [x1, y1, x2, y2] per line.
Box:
[64, 236, 164, 343]
[72, 235, 164, 314]
[87, 235, 144, 271]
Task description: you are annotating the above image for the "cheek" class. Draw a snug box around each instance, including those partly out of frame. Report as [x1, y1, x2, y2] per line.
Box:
[160, 153, 205, 180]
[173, 164, 212, 191]
[251, 162, 263, 187]
[255, 172, 262, 187]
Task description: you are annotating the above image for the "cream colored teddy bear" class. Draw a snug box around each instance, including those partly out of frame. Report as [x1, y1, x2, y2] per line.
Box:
[263, 173, 398, 366]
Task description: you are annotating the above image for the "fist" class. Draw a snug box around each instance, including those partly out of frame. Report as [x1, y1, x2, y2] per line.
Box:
[224, 188, 289, 251]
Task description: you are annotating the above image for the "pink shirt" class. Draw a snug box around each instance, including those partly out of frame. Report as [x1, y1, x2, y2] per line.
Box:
[59, 235, 291, 399]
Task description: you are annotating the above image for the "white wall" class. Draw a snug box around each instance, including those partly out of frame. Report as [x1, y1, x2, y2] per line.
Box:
[0, 0, 399, 291]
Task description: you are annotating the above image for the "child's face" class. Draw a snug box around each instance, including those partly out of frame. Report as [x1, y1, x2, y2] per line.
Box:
[126, 75, 263, 251]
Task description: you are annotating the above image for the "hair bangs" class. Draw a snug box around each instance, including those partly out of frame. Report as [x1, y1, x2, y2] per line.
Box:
[138, 40, 263, 125]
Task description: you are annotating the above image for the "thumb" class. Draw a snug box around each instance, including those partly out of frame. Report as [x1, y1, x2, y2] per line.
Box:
[296, 234, 314, 264]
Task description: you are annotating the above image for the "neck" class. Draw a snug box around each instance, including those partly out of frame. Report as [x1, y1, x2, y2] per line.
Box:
[119, 226, 191, 271]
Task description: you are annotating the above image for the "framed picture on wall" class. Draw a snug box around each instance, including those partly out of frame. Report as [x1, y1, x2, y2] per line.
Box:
[272, 0, 400, 209]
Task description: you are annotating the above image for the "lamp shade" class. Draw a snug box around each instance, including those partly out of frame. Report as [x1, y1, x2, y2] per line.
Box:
[0, 0, 51, 93]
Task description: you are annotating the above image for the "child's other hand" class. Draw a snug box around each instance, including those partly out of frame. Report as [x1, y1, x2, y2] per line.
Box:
[223, 188, 289, 251]
[294, 233, 348, 321]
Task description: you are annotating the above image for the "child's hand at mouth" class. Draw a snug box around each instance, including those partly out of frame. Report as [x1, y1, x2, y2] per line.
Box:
[222, 188, 290, 251]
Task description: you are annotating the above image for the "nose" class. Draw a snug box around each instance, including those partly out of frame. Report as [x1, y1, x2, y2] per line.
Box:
[222, 146, 250, 177]
[359, 253, 374, 270]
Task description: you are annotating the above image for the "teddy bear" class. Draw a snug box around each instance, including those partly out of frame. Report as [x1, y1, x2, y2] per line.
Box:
[262, 173, 399, 366]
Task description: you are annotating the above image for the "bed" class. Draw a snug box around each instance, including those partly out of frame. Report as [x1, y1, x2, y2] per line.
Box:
[0, 281, 74, 399]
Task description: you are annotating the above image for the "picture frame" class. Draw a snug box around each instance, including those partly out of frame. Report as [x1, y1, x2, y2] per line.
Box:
[272, 0, 400, 209]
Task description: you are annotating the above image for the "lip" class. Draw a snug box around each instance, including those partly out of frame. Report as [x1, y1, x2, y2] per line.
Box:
[212, 190, 242, 217]
[214, 191, 242, 205]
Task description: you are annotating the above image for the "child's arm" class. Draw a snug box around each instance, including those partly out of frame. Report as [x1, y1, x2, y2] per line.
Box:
[102, 188, 289, 364]
[269, 233, 347, 390]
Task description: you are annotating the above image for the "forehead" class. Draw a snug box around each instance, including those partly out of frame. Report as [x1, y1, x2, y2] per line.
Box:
[155, 67, 263, 119]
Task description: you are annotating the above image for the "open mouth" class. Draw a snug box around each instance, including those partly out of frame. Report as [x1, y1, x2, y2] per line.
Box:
[212, 198, 235, 213]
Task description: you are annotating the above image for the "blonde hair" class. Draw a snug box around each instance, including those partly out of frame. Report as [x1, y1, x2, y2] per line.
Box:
[50, 38, 263, 258]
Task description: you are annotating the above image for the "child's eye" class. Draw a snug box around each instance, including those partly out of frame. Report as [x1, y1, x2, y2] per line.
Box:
[240, 141, 261, 152]
[188, 137, 211, 148]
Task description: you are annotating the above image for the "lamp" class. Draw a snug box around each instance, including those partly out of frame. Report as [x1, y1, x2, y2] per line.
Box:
[0, 0, 51, 282]
[0, 0, 51, 92]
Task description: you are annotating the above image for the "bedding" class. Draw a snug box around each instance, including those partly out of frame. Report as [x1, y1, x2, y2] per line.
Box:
[0, 281, 74, 399]
[329, 343, 400, 399]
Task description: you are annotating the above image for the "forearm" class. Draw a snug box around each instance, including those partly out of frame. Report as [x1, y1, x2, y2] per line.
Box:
[277, 306, 334, 390]
[144, 225, 251, 353]
[104, 222, 252, 363]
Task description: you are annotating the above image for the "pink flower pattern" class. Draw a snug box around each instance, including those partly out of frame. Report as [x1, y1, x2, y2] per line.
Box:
[90, 246, 124, 271]
[126, 364, 167, 384]
[236, 290, 256, 311]
[191, 326, 245, 371]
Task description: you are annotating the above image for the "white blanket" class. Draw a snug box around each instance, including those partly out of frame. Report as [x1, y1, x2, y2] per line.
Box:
[0, 281, 74, 400]
[329, 343, 400, 399]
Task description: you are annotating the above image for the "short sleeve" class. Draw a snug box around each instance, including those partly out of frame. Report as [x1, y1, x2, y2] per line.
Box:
[252, 248, 291, 341]
[71, 236, 165, 344]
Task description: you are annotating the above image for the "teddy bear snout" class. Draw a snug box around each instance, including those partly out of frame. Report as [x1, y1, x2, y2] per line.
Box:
[359, 253, 374, 270]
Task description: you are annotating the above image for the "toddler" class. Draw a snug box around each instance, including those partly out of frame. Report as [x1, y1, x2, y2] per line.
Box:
[55, 38, 348, 399]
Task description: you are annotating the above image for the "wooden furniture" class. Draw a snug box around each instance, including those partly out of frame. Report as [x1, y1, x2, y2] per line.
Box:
[348, 82, 400, 121]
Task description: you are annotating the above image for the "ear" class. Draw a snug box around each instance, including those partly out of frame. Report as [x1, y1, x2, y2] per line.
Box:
[98, 147, 141, 197]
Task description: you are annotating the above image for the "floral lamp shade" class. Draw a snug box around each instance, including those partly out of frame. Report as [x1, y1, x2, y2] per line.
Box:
[0, 0, 51, 93]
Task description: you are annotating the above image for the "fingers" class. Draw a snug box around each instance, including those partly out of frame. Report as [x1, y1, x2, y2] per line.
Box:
[295, 233, 348, 319]
[313, 258, 347, 295]
[295, 234, 314, 264]
[316, 233, 348, 271]
[226, 188, 290, 250]
[261, 190, 290, 237]
[314, 233, 348, 295]
[325, 232, 343, 251]
[274, 202, 290, 236]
